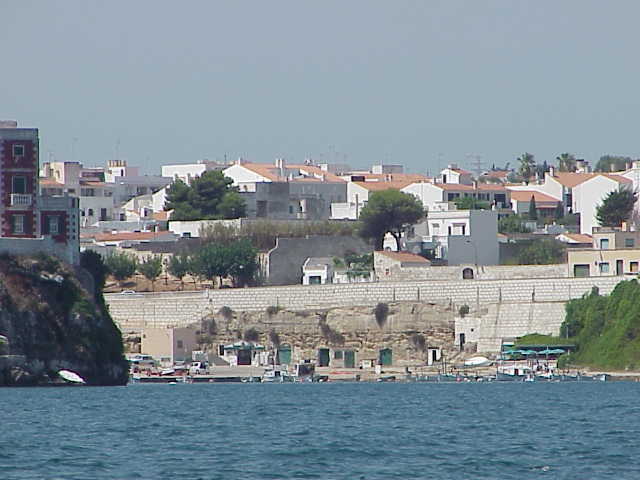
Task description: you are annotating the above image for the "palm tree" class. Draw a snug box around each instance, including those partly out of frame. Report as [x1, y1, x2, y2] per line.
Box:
[556, 153, 577, 172]
[517, 153, 536, 184]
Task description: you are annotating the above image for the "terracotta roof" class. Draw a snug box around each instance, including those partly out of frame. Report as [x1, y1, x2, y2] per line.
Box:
[376, 250, 430, 264]
[552, 172, 632, 188]
[558, 233, 593, 244]
[509, 190, 560, 203]
[352, 181, 415, 191]
[346, 173, 429, 182]
[80, 180, 111, 187]
[82, 231, 169, 242]
[476, 183, 508, 191]
[152, 211, 170, 221]
[483, 170, 510, 178]
[236, 162, 345, 183]
[431, 183, 476, 191]
[40, 178, 64, 187]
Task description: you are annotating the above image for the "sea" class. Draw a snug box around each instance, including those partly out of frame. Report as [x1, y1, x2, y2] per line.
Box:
[1, 382, 639, 480]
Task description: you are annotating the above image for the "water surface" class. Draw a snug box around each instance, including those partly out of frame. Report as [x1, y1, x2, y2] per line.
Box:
[2, 382, 639, 479]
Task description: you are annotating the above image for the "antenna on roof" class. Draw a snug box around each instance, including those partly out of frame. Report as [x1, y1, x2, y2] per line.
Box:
[467, 153, 484, 178]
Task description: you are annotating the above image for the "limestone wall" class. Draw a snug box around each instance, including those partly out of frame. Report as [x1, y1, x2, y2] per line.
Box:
[106, 275, 622, 336]
[378, 264, 568, 282]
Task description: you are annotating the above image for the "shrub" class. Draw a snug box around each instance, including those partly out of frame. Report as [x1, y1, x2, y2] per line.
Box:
[410, 333, 426, 352]
[319, 323, 345, 345]
[374, 303, 389, 328]
[243, 327, 260, 343]
[266, 305, 281, 316]
[459, 305, 470, 318]
[218, 306, 234, 320]
[268, 329, 281, 347]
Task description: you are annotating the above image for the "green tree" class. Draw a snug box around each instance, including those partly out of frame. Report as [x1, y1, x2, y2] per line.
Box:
[164, 171, 246, 220]
[167, 253, 191, 289]
[517, 153, 536, 184]
[225, 239, 259, 287]
[80, 250, 108, 300]
[104, 252, 138, 287]
[556, 153, 577, 172]
[517, 239, 565, 265]
[594, 155, 632, 173]
[595, 188, 637, 228]
[194, 244, 228, 287]
[138, 255, 163, 291]
[498, 215, 531, 234]
[528, 195, 538, 221]
[454, 196, 490, 210]
[358, 190, 424, 250]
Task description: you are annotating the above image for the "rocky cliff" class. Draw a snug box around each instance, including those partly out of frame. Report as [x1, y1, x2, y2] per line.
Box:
[186, 301, 459, 365]
[0, 254, 129, 386]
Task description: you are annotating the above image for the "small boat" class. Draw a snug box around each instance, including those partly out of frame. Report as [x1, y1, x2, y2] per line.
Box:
[58, 370, 86, 384]
[377, 375, 396, 382]
[464, 356, 493, 368]
[262, 367, 293, 383]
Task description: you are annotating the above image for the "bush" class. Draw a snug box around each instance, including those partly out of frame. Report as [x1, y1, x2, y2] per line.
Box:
[319, 323, 345, 345]
[218, 306, 233, 320]
[410, 333, 426, 352]
[374, 303, 389, 328]
[266, 306, 281, 316]
[268, 329, 281, 347]
[243, 327, 260, 343]
[458, 305, 470, 318]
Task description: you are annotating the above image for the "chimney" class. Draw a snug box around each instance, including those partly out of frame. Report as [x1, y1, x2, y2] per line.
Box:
[622, 221, 629, 232]
[549, 166, 555, 177]
[275, 158, 285, 169]
[236, 157, 244, 166]
[472, 180, 478, 189]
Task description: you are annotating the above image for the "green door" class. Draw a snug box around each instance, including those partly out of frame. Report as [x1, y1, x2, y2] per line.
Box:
[318, 348, 330, 367]
[344, 350, 355, 368]
[379, 348, 392, 366]
[278, 345, 292, 365]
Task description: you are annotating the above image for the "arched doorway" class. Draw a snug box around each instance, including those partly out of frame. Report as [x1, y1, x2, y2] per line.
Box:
[462, 267, 474, 280]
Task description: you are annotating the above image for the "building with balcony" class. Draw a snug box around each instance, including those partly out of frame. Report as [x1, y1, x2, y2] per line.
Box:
[0, 122, 80, 264]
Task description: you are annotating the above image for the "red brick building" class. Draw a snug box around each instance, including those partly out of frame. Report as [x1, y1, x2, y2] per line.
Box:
[0, 121, 79, 264]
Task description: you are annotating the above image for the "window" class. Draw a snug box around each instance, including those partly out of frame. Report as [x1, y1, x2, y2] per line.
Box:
[49, 216, 59, 235]
[600, 238, 610, 250]
[625, 238, 635, 248]
[12, 144, 24, 157]
[631, 262, 639, 273]
[573, 264, 590, 277]
[599, 262, 610, 274]
[81, 210, 85, 217]
[177, 340, 183, 349]
[12, 215, 24, 234]
[334, 350, 343, 359]
[88, 209, 94, 217]
[12, 176, 27, 194]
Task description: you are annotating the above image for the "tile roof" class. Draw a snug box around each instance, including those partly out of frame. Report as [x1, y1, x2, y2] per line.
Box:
[559, 233, 593, 244]
[376, 250, 431, 264]
[82, 231, 173, 242]
[476, 183, 508, 191]
[353, 181, 415, 191]
[431, 183, 476, 191]
[40, 178, 64, 187]
[509, 190, 560, 203]
[236, 163, 345, 183]
[552, 172, 632, 188]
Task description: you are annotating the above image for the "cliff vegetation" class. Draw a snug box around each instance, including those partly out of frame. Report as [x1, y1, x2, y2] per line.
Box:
[0, 252, 129, 386]
[559, 280, 640, 370]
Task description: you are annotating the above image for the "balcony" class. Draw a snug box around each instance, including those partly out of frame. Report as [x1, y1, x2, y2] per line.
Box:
[10, 193, 33, 207]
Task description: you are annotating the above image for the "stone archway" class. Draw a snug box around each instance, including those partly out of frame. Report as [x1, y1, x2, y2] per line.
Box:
[462, 267, 474, 280]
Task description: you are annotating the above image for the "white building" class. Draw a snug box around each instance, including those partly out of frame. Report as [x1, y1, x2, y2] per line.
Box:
[408, 204, 499, 265]
[162, 160, 229, 184]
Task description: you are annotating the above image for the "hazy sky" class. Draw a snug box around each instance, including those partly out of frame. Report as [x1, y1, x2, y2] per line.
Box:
[3, 1, 640, 174]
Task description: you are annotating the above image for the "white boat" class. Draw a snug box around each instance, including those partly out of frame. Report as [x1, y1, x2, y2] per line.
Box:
[262, 367, 293, 383]
[58, 370, 86, 384]
[464, 356, 493, 367]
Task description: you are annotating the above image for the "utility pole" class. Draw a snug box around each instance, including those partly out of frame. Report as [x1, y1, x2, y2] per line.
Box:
[467, 153, 484, 178]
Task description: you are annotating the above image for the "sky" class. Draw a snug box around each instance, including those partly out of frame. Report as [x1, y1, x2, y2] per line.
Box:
[3, 1, 640, 175]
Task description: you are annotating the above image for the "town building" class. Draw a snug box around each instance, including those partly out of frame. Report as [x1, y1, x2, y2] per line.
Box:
[223, 159, 347, 220]
[373, 250, 431, 280]
[406, 204, 499, 265]
[0, 122, 80, 264]
[141, 327, 199, 365]
[161, 159, 229, 184]
[509, 190, 561, 218]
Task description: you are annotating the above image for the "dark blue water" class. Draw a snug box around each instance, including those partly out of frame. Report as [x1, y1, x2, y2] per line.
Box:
[2, 382, 640, 479]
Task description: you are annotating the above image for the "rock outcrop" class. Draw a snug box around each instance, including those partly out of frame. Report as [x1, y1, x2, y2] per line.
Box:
[0, 254, 129, 386]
